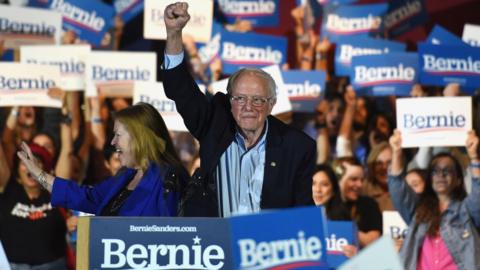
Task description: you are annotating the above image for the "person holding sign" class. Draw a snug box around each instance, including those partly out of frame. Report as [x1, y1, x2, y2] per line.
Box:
[16, 102, 186, 217]
[389, 130, 480, 270]
[162, 2, 316, 217]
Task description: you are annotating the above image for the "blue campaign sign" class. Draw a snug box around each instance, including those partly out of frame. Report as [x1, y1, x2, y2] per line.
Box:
[335, 36, 406, 76]
[229, 206, 329, 270]
[321, 3, 388, 42]
[219, 30, 287, 74]
[426, 25, 470, 47]
[29, 0, 115, 46]
[217, 0, 279, 27]
[383, 0, 428, 38]
[418, 43, 480, 90]
[114, 0, 143, 23]
[325, 221, 357, 268]
[282, 70, 326, 112]
[88, 217, 233, 270]
[350, 52, 418, 96]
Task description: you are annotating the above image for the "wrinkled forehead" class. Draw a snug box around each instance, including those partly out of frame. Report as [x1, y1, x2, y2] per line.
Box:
[232, 72, 271, 96]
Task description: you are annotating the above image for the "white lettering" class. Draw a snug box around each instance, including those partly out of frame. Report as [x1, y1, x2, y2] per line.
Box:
[218, 0, 275, 16]
[326, 14, 382, 34]
[354, 64, 415, 85]
[51, 0, 105, 32]
[222, 42, 282, 64]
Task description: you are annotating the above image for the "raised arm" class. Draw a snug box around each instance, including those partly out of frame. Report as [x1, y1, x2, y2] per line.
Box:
[17, 142, 55, 193]
[388, 130, 418, 223]
[465, 130, 480, 227]
[336, 86, 356, 157]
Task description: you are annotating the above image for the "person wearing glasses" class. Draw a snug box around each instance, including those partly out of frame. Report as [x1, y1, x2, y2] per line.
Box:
[388, 130, 480, 270]
[162, 2, 316, 217]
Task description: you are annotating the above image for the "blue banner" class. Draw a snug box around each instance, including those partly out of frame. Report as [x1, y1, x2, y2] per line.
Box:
[29, 0, 115, 46]
[418, 43, 480, 90]
[321, 3, 388, 42]
[230, 206, 329, 269]
[335, 36, 406, 76]
[216, 0, 279, 27]
[114, 0, 143, 23]
[383, 0, 427, 38]
[325, 221, 357, 268]
[426, 25, 470, 47]
[89, 217, 233, 270]
[219, 30, 287, 74]
[350, 52, 418, 96]
[282, 70, 325, 112]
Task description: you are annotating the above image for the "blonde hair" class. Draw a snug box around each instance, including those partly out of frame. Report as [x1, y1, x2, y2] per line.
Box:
[114, 102, 183, 171]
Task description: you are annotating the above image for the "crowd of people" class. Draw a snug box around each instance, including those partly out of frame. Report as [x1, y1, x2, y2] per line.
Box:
[0, 1, 479, 270]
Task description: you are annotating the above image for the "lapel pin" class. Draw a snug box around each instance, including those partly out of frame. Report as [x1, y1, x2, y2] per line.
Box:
[462, 230, 470, 239]
[270, 162, 276, 167]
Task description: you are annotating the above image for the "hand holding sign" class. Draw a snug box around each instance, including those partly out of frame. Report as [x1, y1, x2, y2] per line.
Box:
[466, 130, 479, 160]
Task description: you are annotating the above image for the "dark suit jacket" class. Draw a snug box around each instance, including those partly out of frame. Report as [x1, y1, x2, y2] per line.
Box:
[162, 61, 316, 216]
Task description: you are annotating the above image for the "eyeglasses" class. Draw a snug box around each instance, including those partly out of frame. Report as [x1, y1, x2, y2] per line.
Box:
[432, 167, 456, 177]
[230, 95, 273, 107]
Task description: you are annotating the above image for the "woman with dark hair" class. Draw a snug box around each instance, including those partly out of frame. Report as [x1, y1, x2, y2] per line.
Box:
[17, 102, 187, 217]
[0, 143, 68, 270]
[312, 164, 357, 258]
[389, 130, 480, 270]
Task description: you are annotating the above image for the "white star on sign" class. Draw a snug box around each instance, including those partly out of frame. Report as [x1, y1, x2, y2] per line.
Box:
[193, 235, 202, 245]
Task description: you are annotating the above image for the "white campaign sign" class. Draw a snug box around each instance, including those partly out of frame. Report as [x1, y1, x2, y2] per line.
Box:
[382, 211, 408, 241]
[396, 97, 472, 148]
[134, 81, 195, 132]
[143, 0, 213, 43]
[210, 64, 292, 115]
[397, 97, 472, 148]
[20, 45, 90, 91]
[462, 23, 480, 47]
[0, 5, 62, 48]
[0, 63, 61, 107]
[85, 51, 156, 97]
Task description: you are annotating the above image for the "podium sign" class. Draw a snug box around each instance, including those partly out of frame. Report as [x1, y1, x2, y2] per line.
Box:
[77, 206, 329, 269]
[78, 217, 233, 270]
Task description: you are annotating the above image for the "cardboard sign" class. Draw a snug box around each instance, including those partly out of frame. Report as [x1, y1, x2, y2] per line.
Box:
[462, 23, 480, 47]
[350, 52, 418, 96]
[321, 3, 388, 42]
[144, 0, 213, 43]
[217, 0, 280, 27]
[335, 36, 405, 76]
[282, 70, 325, 112]
[396, 97, 472, 148]
[418, 43, 480, 89]
[382, 0, 427, 38]
[209, 64, 292, 115]
[229, 207, 329, 269]
[219, 30, 287, 74]
[426, 25, 470, 47]
[325, 221, 357, 268]
[85, 51, 156, 97]
[29, 0, 115, 46]
[0, 63, 61, 107]
[0, 4, 62, 48]
[338, 236, 404, 270]
[114, 0, 143, 23]
[20, 44, 90, 90]
[133, 81, 197, 132]
[382, 211, 408, 241]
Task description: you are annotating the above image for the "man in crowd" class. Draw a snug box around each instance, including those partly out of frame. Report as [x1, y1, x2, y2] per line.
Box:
[162, 2, 316, 217]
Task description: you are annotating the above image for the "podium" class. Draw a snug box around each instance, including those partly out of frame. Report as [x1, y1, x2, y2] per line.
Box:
[76, 206, 338, 270]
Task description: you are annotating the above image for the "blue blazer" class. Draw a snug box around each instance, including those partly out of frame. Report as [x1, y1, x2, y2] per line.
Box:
[51, 164, 179, 216]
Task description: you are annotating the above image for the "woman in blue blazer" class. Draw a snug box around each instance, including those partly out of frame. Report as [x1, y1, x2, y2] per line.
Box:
[17, 102, 186, 217]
